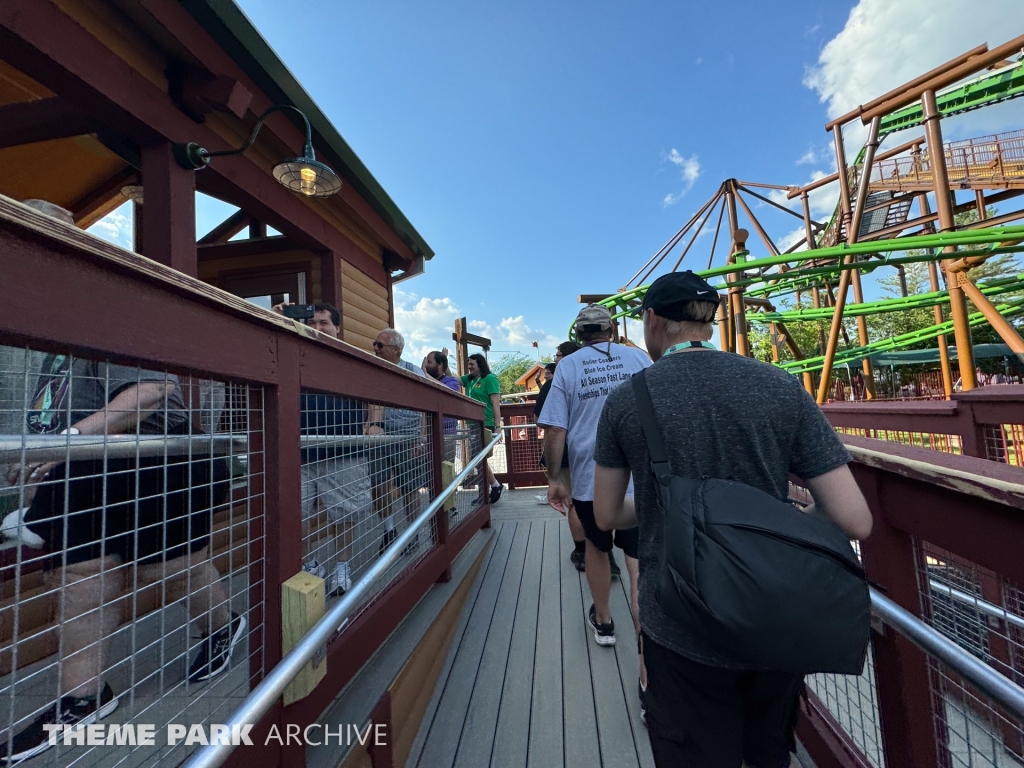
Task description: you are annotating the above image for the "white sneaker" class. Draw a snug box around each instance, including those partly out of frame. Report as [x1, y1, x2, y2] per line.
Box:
[536, 494, 550, 505]
[330, 563, 352, 596]
[302, 559, 326, 579]
[0, 507, 44, 549]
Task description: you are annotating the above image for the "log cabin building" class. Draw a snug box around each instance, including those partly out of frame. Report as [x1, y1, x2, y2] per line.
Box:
[0, 0, 432, 350]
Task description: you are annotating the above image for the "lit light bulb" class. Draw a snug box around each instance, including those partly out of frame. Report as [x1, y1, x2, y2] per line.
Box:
[299, 166, 318, 196]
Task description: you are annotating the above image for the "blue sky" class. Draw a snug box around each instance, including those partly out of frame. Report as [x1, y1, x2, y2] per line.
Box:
[90, 0, 1024, 360]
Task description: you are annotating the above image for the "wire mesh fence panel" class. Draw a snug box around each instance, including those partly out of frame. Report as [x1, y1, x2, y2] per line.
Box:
[506, 419, 544, 476]
[834, 426, 963, 454]
[807, 646, 887, 768]
[444, 423, 485, 532]
[929, 657, 1024, 768]
[0, 345, 264, 767]
[917, 541, 1024, 766]
[983, 425, 1024, 466]
[299, 392, 439, 625]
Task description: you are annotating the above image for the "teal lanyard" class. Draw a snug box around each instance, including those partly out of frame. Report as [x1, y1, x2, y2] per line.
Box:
[663, 340, 716, 358]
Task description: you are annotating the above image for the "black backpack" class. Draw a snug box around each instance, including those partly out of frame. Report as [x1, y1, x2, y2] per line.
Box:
[631, 369, 870, 675]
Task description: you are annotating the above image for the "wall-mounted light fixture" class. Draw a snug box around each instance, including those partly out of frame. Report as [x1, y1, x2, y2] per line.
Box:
[174, 105, 342, 197]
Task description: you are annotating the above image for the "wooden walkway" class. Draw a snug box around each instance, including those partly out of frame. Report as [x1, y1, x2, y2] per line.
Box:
[409, 490, 654, 768]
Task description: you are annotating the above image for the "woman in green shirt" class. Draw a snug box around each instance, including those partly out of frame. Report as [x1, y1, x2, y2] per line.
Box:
[461, 354, 503, 503]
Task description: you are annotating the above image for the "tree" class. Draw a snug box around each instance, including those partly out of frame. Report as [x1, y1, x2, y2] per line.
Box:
[491, 353, 536, 394]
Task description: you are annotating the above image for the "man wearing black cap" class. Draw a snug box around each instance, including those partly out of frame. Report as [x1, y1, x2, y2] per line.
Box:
[538, 304, 650, 650]
[592, 271, 871, 767]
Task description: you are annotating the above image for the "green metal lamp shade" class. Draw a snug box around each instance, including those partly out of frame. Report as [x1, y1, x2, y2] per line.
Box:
[272, 156, 342, 198]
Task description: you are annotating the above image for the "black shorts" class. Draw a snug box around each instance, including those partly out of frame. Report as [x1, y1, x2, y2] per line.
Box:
[26, 447, 230, 569]
[572, 499, 638, 558]
[642, 633, 803, 768]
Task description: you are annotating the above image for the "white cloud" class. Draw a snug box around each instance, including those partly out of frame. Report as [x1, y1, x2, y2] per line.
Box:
[499, 316, 562, 351]
[663, 149, 701, 206]
[777, 226, 808, 253]
[393, 290, 462, 362]
[796, 148, 817, 165]
[394, 291, 564, 361]
[804, 0, 1024, 145]
[87, 203, 133, 249]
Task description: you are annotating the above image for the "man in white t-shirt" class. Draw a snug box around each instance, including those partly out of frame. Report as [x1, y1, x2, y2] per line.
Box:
[538, 305, 650, 647]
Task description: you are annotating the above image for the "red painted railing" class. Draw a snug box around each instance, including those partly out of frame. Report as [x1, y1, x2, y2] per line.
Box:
[0, 198, 488, 768]
[797, 431, 1024, 768]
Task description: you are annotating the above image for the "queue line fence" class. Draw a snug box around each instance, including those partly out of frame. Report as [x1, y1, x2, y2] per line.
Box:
[0, 197, 488, 768]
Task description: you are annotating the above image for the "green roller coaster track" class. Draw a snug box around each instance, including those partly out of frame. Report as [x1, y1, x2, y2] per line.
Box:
[589, 60, 1024, 378]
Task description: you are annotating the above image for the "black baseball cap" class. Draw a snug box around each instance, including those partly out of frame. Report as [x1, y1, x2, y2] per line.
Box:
[633, 271, 720, 321]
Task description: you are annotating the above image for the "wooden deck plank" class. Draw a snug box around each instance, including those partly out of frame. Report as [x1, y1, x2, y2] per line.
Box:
[451, 522, 532, 768]
[404, 530, 500, 768]
[491, 521, 546, 768]
[579, 549, 645, 767]
[558, 523, 602, 768]
[527, 519, 564, 768]
[416, 522, 518, 768]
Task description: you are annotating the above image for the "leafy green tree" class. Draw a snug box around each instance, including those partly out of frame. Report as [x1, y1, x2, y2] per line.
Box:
[491, 353, 537, 394]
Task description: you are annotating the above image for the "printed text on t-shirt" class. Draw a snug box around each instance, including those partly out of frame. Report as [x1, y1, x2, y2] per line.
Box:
[578, 355, 628, 401]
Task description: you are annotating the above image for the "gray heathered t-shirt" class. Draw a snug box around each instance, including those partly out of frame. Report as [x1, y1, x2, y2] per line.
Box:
[538, 342, 650, 501]
[594, 349, 851, 668]
[27, 355, 187, 435]
[383, 360, 427, 434]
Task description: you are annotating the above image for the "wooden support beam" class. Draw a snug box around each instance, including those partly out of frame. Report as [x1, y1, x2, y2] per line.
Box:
[0, 97, 95, 149]
[142, 141, 196, 276]
[197, 210, 250, 245]
[197, 236, 297, 262]
[0, 0, 391, 286]
[69, 167, 136, 227]
[320, 250, 342, 320]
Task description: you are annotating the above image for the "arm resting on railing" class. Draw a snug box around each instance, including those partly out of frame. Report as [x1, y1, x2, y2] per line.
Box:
[71, 381, 176, 436]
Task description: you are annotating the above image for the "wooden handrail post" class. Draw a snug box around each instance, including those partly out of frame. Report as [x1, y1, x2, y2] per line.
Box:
[432, 408, 452, 583]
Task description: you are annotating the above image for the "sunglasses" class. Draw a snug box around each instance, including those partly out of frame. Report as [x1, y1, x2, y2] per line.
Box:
[373, 341, 396, 349]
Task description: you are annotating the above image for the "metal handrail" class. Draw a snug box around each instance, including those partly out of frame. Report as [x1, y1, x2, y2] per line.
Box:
[0, 433, 425, 463]
[182, 431, 502, 768]
[871, 588, 1024, 718]
[929, 579, 1024, 632]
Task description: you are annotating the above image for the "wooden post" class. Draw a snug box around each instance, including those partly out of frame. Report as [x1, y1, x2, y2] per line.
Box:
[919, 194, 954, 398]
[717, 299, 731, 353]
[433, 407, 452, 583]
[957, 274, 1024, 363]
[923, 89, 976, 390]
[141, 141, 196, 276]
[281, 572, 327, 705]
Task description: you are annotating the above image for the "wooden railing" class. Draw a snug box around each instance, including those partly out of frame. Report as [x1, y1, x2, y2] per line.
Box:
[0, 197, 487, 768]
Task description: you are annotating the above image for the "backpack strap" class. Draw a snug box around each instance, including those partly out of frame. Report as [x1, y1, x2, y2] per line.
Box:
[631, 369, 673, 485]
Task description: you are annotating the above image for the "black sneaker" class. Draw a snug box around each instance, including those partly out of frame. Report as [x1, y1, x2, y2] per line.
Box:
[639, 679, 648, 726]
[489, 484, 503, 504]
[570, 548, 586, 572]
[609, 551, 621, 579]
[588, 604, 616, 647]
[378, 528, 397, 555]
[189, 612, 246, 683]
[2, 683, 118, 763]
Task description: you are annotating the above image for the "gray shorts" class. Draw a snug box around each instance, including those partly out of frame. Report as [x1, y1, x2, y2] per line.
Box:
[301, 457, 373, 524]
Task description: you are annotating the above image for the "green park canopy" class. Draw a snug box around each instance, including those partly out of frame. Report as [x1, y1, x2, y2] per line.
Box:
[841, 343, 1014, 369]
